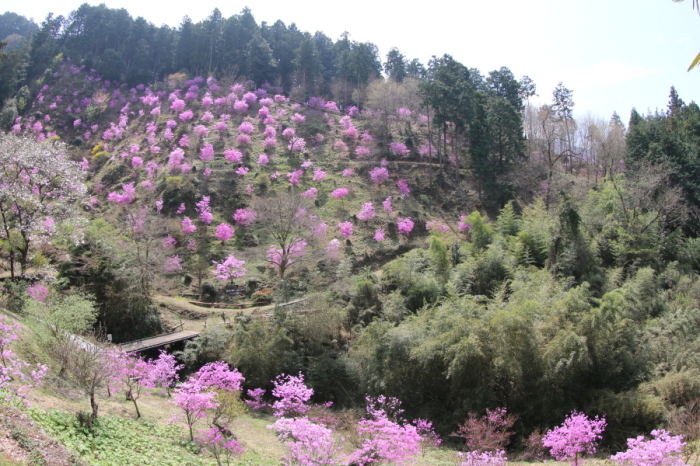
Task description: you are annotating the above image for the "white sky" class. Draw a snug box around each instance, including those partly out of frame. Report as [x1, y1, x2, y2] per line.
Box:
[6, 0, 700, 121]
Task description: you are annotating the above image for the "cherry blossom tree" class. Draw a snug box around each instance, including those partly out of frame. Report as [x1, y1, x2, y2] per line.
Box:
[542, 411, 606, 466]
[0, 134, 88, 279]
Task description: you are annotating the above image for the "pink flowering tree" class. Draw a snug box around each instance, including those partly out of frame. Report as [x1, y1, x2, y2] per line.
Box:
[212, 255, 247, 283]
[267, 239, 307, 278]
[271, 372, 314, 417]
[195, 427, 244, 465]
[542, 411, 607, 466]
[252, 194, 321, 278]
[0, 135, 89, 279]
[338, 222, 353, 238]
[397, 217, 414, 236]
[349, 395, 422, 466]
[358, 203, 376, 221]
[172, 381, 219, 441]
[146, 350, 183, 396]
[369, 167, 390, 184]
[270, 416, 340, 466]
[215, 223, 235, 242]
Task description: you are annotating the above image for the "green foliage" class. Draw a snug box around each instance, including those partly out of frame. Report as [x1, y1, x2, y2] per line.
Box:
[177, 327, 233, 370]
[30, 409, 206, 466]
[465, 211, 492, 251]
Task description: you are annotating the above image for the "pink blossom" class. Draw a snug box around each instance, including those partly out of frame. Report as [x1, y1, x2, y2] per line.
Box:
[291, 113, 305, 124]
[426, 221, 450, 233]
[27, 283, 49, 302]
[193, 124, 209, 138]
[200, 143, 215, 161]
[303, 188, 318, 198]
[369, 167, 390, 184]
[331, 188, 349, 200]
[233, 208, 257, 226]
[233, 100, 249, 112]
[271, 373, 313, 417]
[282, 127, 296, 140]
[237, 133, 251, 146]
[200, 111, 214, 122]
[238, 121, 254, 134]
[313, 222, 328, 238]
[397, 217, 414, 236]
[312, 168, 326, 181]
[176, 203, 186, 214]
[287, 169, 304, 186]
[288, 137, 307, 152]
[338, 221, 353, 238]
[458, 215, 471, 231]
[212, 254, 247, 281]
[383, 197, 393, 212]
[181, 217, 197, 235]
[164, 255, 183, 272]
[131, 156, 143, 169]
[542, 411, 606, 465]
[170, 99, 185, 111]
[214, 121, 227, 132]
[264, 136, 277, 149]
[257, 154, 269, 165]
[236, 166, 249, 176]
[178, 134, 190, 147]
[374, 228, 386, 241]
[224, 148, 243, 163]
[215, 223, 235, 242]
[358, 203, 375, 221]
[397, 179, 410, 196]
[179, 110, 194, 121]
[610, 430, 686, 466]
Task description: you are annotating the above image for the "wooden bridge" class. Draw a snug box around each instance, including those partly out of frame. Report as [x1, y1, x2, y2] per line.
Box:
[119, 330, 200, 353]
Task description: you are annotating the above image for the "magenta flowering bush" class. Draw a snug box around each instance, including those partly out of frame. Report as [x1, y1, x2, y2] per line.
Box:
[195, 427, 244, 464]
[338, 222, 353, 238]
[349, 395, 422, 466]
[369, 167, 390, 184]
[357, 203, 375, 221]
[212, 255, 247, 282]
[215, 223, 235, 242]
[271, 416, 340, 466]
[610, 430, 687, 466]
[271, 372, 314, 417]
[233, 208, 257, 226]
[542, 411, 606, 466]
[397, 217, 414, 236]
[331, 188, 349, 200]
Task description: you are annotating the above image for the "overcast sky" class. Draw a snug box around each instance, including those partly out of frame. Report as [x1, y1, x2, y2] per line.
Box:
[6, 0, 700, 121]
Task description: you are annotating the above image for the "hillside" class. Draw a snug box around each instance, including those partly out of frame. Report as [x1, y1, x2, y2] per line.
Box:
[3, 7, 700, 464]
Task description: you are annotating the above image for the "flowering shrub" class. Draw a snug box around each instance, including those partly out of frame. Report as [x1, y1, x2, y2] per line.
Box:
[181, 217, 197, 235]
[397, 217, 414, 236]
[195, 427, 244, 465]
[212, 255, 246, 282]
[215, 223, 235, 242]
[458, 450, 507, 466]
[331, 188, 349, 200]
[338, 222, 353, 238]
[369, 167, 389, 184]
[271, 416, 339, 466]
[542, 411, 606, 466]
[233, 208, 257, 226]
[357, 203, 375, 221]
[610, 430, 687, 466]
[349, 396, 422, 466]
[271, 373, 314, 417]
